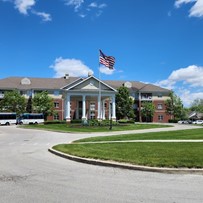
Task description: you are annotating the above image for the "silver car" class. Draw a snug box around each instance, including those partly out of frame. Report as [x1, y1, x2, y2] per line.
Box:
[192, 120, 203, 124]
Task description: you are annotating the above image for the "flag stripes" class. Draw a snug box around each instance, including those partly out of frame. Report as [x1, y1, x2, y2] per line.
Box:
[99, 50, 115, 69]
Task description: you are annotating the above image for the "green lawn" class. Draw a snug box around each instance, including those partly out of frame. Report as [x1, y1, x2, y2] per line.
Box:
[75, 128, 203, 142]
[53, 142, 203, 168]
[21, 123, 171, 132]
[53, 128, 203, 168]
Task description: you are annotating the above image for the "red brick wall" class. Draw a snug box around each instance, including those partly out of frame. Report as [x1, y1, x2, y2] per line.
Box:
[47, 98, 64, 121]
[152, 100, 170, 123]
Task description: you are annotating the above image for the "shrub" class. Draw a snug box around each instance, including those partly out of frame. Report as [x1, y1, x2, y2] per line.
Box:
[44, 120, 66, 125]
[71, 119, 82, 124]
[168, 119, 178, 123]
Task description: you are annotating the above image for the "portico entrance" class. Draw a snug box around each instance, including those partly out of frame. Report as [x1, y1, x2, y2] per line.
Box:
[63, 75, 117, 122]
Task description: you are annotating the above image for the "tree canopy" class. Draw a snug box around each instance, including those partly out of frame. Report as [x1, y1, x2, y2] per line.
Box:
[141, 101, 155, 122]
[32, 91, 54, 120]
[190, 99, 203, 113]
[165, 91, 184, 120]
[0, 90, 26, 115]
[116, 86, 135, 120]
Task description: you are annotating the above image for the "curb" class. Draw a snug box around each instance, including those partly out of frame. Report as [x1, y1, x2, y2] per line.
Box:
[48, 147, 203, 175]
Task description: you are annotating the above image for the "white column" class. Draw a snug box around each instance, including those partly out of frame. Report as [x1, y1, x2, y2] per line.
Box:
[66, 94, 71, 121]
[82, 95, 86, 120]
[112, 95, 116, 120]
[97, 95, 101, 120]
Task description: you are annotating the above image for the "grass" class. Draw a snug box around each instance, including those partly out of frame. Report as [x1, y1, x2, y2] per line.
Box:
[53, 142, 203, 168]
[21, 123, 171, 132]
[74, 128, 203, 142]
[53, 128, 203, 168]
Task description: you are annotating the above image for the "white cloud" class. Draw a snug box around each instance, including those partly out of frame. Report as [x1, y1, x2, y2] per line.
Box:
[2, 0, 52, 22]
[189, 0, 203, 17]
[177, 88, 203, 106]
[64, 0, 107, 18]
[50, 57, 94, 78]
[88, 2, 107, 9]
[174, 0, 203, 17]
[155, 65, 203, 106]
[32, 11, 52, 22]
[14, 0, 35, 15]
[99, 66, 114, 75]
[78, 13, 86, 18]
[175, 0, 196, 8]
[64, 0, 84, 12]
[168, 65, 203, 87]
[89, 2, 97, 8]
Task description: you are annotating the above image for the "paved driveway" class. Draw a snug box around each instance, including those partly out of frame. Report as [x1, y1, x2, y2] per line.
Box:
[0, 125, 203, 203]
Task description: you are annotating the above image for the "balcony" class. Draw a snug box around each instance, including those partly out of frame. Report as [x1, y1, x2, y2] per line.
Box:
[141, 96, 152, 100]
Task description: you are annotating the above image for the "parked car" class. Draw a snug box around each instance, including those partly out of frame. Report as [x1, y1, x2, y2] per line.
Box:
[192, 120, 203, 124]
[187, 120, 193, 124]
[178, 120, 189, 124]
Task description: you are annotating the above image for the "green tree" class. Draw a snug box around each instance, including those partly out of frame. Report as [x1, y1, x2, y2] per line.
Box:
[0, 90, 26, 115]
[190, 99, 203, 113]
[165, 91, 184, 121]
[26, 96, 32, 113]
[32, 91, 54, 120]
[141, 101, 155, 122]
[116, 86, 135, 120]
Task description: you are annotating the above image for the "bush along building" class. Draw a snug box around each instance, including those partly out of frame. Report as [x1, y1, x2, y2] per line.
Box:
[0, 73, 171, 123]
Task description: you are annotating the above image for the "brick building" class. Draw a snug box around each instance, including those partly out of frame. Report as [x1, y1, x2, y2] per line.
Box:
[0, 74, 171, 123]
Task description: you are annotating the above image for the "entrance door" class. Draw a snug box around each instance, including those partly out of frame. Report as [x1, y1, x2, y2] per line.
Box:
[78, 101, 82, 119]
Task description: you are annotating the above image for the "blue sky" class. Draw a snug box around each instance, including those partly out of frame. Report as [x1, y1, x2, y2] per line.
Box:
[0, 0, 203, 107]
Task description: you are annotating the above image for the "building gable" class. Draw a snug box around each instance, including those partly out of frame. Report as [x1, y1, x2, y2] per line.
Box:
[64, 75, 117, 93]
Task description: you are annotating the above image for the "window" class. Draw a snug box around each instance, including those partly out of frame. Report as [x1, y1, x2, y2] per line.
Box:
[158, 93, 162, 98]
[54, 102, 59, 108]
[54, 114, 59, 120]
[158, 115, 163, 121]
[157, 103, 163, 110]
[133, 104, 137, 109]
[90, 103, 95, 111]
[90, 111, 95, 119]
[27, 90, 32, 96]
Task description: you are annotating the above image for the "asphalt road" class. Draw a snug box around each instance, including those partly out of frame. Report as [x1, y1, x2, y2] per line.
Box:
[0, 125, 203, 203]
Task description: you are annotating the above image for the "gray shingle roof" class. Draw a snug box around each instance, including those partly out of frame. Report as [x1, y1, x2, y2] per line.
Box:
[104, 80, 170, 92]
[0, 77, 79, 90]
[0, 76, 170, 93]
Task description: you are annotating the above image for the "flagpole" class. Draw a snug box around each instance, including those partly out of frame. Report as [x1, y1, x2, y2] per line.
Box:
[98, 49, 115, 124]
[98, 50, 101, 121]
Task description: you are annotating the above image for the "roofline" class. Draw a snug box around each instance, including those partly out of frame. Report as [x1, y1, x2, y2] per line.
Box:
[61, 77, 83, 89]
[65, 75, 117, 92]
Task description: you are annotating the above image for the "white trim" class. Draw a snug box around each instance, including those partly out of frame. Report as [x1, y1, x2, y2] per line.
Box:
[65, 75, 117, 92]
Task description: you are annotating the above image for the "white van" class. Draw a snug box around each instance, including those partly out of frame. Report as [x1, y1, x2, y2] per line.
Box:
[17, 113, 44, 125]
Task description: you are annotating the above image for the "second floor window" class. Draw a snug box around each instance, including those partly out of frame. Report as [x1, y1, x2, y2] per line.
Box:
[157, 104, 163, 110]
[54, 102, 59, 108]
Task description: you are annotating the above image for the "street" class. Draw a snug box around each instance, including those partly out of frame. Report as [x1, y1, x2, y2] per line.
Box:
[0, 125, 203, 203]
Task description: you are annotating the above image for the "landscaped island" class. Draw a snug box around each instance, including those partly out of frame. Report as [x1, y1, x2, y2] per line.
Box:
[53, 128, 203, 168]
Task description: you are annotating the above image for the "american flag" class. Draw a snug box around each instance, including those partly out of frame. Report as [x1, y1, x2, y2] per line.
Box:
[99, 50, 115, 69]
